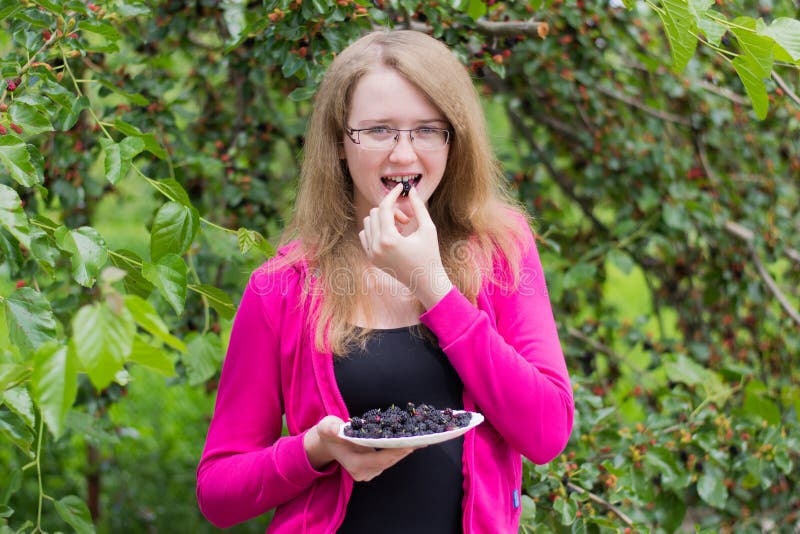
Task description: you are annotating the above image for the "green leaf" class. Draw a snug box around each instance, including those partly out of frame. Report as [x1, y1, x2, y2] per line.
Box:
[55, 226, 108, 287]
[2, 386, 34, 428]
[71, 302, 136, 390]
[183, 332, 223, 386]
[562, 262, 597, 290]
[697, 466, 728, 508]
[99, 136, 145, 184]
[657, 0, 699, 73]
[0, 135, 43, 187]
[109, 248, 154, 298]
[644, 447, 692, 490]
[466, 0, 488, 20]
[653, 490, 687, 532]
[116, 1, 151, 17]
[146, 177, 192, 207]
[149, 201, 199, 261]
[664, 353, 707, 386]
[697, 16, 727, 47]
[65, 411, 119, 447]
[128, 337, 176, 376]
[188, 283, 235, 320]
[732, 55, 769, 120]
[0, 364, 30, 392]
[0, 407, 34, 453]
[141, 254, 187, 315]
[282, 54, 306, 78]
[731, 17, 774, 79]
[742, 379, 781, 425]
[662, 202, 688, 230]
[76, 19, 121, 52]
[0, 4, 24, 21]
[0, 184, 30, 247]
[688, 0, 713, 18]
[54, 495, 95, 534]
[47, 87, 89, 131]
[31, 343, 78, 439]
[8, 101, 54, 136]
[288, 85, 317, 102]
[553, 495, 578, 526]
[4, 287, 58, 355]
[29, 226, 59, 276]
[759, 17, 800, 62]
[113, 121, 168, 159]
[124, 294, 186, 351]
[607, 248, 634, 275]
[236, 227, 274, 257]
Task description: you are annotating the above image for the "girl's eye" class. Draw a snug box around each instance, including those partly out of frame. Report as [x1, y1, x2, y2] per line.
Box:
[366, 127, 393, 136]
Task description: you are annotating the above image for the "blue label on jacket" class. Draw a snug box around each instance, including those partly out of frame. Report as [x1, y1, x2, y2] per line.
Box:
[513, 489, 520, 509]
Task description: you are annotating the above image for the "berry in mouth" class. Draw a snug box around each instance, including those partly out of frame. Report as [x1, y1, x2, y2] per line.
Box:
[381, 174, 421, 195]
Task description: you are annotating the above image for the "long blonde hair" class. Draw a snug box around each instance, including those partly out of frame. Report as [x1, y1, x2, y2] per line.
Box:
[280, 29, 529, 353]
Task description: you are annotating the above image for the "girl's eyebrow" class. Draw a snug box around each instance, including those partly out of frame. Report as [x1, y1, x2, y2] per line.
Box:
[355, 118, 449, 127]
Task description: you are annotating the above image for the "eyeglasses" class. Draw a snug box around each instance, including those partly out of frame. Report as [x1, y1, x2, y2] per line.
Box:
[344, 126, 451, 151]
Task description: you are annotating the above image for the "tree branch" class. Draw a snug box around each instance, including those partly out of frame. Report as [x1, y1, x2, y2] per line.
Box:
[595, 84, 692, 126]
[724, 221, 800, 327]
[724, 220, 800, 267]
[567, 327, 625, 363]
[502, 103, 611, 238]
[407, 18, 547, 38]
[566, 482, 635, 527]
[693, 79, 750, 105]
[772, 72, 800, 108]
[474, 19, 547, 38]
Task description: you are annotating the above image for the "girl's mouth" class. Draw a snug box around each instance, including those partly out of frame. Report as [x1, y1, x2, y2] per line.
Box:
[381, 174, 421, 195]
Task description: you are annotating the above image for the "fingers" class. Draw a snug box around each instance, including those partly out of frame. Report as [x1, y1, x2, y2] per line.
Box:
[348, 447, 415, 482]
[378, 183, 404, 232]
[407, 185, 433, 228]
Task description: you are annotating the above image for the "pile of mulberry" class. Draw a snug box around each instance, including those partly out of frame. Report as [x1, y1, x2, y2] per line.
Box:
[343, 402, 472, 439]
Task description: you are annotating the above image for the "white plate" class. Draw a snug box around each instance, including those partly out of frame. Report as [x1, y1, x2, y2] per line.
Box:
[338, 411, 484, 449]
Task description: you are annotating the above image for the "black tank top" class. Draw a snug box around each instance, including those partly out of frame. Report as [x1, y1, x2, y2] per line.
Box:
[334, 326, 464, 534]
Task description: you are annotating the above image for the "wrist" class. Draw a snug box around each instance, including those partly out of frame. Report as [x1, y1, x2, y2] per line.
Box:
[303, 425, 333, 470]
[415, 264, 453, 310]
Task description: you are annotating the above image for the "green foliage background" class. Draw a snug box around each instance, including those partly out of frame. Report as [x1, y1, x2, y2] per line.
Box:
[1, 0, 799, 532]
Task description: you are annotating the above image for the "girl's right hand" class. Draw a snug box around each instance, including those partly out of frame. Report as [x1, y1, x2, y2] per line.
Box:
[304, 416, 414, 482]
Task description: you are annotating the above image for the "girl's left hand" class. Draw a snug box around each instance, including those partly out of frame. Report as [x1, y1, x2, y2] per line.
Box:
[358, 183, 453, 309]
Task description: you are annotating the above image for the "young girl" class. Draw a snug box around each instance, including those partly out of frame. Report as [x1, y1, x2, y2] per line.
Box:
[197, 29, 574, 533]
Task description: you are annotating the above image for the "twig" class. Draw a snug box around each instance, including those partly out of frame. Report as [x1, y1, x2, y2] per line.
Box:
[407, 18, 546, 38]
[474, 19, 547, 38]
[503, 105, 611, 237]
[567, 327, 626, 363]
[595, 84, 692, 126]
[724, 221, 800, 327]
[749, 244, 800, 326]
[694, 79, 750, 105]
[566, 482, 635, 527]
[724, 220, 800, 267]
[697, 140, 800, 269]
[772, 72, 800, 107]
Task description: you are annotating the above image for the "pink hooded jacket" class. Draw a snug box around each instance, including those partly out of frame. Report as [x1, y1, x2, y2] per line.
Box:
[197, 227, 574, 533]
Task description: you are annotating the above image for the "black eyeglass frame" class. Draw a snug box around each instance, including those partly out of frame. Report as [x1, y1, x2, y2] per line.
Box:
[344, 126, 451, 150]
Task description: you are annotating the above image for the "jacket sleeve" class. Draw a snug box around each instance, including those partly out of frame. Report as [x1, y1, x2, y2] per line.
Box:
[196, 274, 335, 528]
[420, 228, 574, 464]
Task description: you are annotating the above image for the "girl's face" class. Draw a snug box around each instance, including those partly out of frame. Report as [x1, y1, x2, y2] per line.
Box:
[342, 66, 450, 223]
